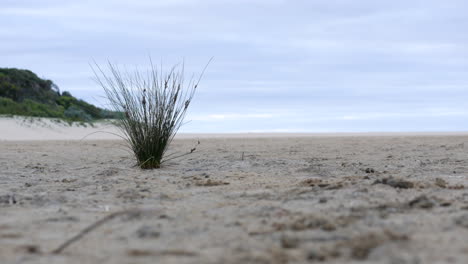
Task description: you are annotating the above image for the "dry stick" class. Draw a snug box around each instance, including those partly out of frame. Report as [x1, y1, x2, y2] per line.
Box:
[51, 209, 143, 254]
[162, 140, 201, 163]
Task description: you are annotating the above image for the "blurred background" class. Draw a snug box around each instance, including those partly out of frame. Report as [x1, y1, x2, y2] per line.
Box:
[2, 0, 467, 132]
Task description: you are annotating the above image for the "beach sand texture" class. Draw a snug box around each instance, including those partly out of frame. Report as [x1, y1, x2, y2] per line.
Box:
[0, 121, 467, 263]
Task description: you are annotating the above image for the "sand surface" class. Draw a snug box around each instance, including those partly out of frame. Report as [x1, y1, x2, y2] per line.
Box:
[1, 122, 468, 263]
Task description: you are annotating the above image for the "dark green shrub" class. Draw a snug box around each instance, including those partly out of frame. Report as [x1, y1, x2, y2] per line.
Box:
[0, 97, 20, 115]
[0, 97, 64, 118]
[22, 99, 64, 118]
[56, 92, 106, 119]
[0, 74, 20, 101]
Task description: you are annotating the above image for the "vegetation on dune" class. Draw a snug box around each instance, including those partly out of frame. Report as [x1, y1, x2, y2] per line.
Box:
[93, 60, 209, 169]
[0, 97, 64, 118]
[0, 68, 58, 104]
[0, 68, 121, 122]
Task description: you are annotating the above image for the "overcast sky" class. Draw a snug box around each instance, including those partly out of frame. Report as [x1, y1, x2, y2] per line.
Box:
[2, 0, 467, 132]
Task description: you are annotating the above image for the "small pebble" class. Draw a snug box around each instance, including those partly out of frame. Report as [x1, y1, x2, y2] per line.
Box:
[454, 214, 468, 228]
[136, 226, 160, 239]
[280, 235, 299, 249]
[409, 195, 435, 209]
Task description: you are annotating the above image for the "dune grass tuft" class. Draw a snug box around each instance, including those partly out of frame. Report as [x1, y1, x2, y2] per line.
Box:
[93, 60, 209, 169]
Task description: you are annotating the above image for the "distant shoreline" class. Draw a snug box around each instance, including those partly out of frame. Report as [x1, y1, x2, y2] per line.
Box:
[1, 116, 468, 141]
[176, 131, 468, 139]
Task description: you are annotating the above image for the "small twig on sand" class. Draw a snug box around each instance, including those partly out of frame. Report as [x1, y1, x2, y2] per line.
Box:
[163, 140, 201, 163]
[51, 209, 145, 254]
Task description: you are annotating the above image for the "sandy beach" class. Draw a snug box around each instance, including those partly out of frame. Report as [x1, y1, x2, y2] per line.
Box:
[1, 118, 468, 263]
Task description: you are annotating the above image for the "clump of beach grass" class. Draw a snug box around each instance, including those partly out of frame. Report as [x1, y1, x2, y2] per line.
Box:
[92, 59, 210, 169]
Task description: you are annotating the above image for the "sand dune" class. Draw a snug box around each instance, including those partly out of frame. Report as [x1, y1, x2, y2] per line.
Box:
[0, 116, 122, 141]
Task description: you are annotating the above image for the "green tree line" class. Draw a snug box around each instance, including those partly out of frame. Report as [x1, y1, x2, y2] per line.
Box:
[0, 68, 121, 121]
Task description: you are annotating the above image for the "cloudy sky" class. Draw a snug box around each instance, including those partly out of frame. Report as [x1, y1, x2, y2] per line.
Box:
[2, 0, 467, 132]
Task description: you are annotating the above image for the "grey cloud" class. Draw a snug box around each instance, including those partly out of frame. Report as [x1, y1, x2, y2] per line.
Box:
[1, 0, 467, 132]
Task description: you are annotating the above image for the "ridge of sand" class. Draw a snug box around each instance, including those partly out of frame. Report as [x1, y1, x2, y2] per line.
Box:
[0, 116, 121, 141]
